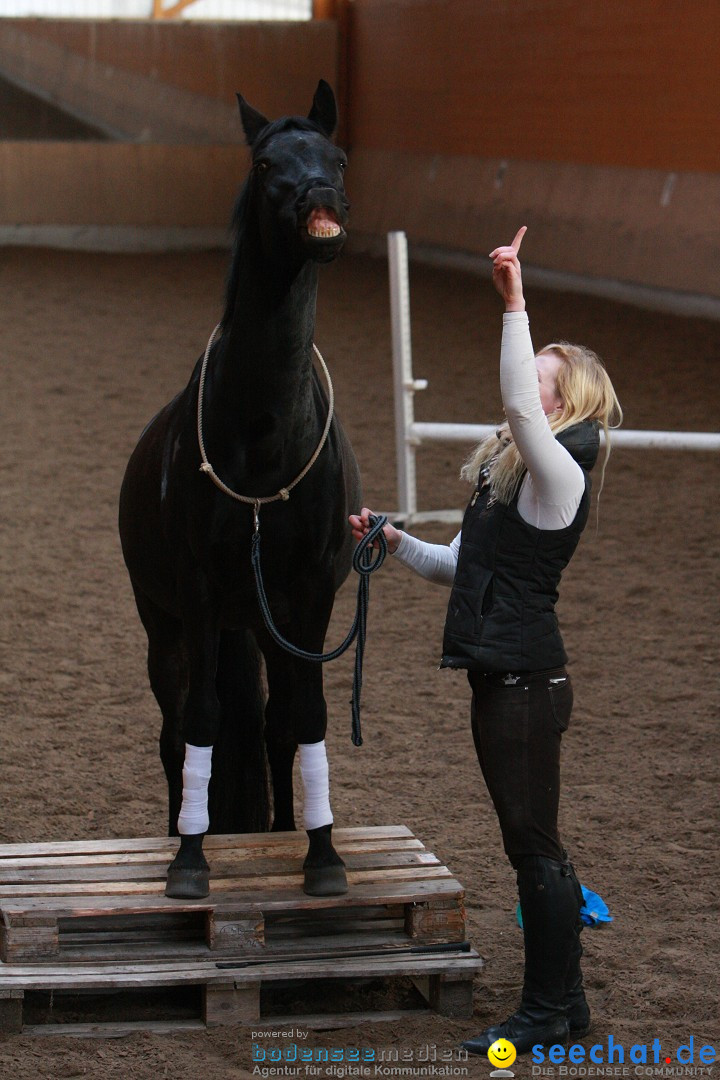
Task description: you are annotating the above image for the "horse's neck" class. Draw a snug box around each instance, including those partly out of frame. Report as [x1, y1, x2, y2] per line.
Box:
[218, 256, 320, 418]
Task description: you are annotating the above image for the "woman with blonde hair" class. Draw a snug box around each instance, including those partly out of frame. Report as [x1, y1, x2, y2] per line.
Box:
[350, 227, 622, 1054]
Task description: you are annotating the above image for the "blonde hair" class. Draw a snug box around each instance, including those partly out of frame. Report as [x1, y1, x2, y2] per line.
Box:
[460, 342, 623, 504]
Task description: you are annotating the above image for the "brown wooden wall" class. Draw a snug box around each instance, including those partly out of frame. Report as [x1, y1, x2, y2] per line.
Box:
[0, 19, 338, 142]
[3, 18, 338, 112]
[341, 0, 720, 299]
[344, 0, 720, 173]
[0, 7, 717, 298]
[0, 19, 340, 245]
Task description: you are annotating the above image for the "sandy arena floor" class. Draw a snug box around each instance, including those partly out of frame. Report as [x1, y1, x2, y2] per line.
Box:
[0, 246, 718, 1078]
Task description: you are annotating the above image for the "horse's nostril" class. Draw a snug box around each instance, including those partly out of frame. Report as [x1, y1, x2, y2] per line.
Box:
[303, 184, 341, 205]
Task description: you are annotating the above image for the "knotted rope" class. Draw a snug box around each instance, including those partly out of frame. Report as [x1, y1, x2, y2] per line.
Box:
[197, 323, 335, 507]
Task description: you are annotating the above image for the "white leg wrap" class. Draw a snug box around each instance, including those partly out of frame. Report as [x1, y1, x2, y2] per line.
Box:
[177, 743, 212, 836]
[299, 740, 333, 831]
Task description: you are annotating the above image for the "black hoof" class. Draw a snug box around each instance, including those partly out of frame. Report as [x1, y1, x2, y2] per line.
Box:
[165, 866, 210, 899]
[303, 863, 348, 896]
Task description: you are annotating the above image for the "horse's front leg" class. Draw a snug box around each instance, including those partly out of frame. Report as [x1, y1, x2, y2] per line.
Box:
[165, 572, 221, 900]
[300, 740, 348, 896]
[262, 639, 348, 896]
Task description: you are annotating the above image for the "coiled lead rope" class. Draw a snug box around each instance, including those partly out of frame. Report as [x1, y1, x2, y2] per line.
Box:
[251, 510, 388, 746]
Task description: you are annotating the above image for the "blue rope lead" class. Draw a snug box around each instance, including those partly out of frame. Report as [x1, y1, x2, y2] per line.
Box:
[251, 513, 388, 746]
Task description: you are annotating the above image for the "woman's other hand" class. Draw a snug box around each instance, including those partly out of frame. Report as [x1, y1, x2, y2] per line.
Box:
[349, 508, 403, 554]
[489, 226, 527, 312]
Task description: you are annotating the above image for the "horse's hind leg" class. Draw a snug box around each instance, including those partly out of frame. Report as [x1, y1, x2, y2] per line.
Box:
[210, 628, 270, 834]
[265, 703, 298, 833]
[132, 587, 187, 835]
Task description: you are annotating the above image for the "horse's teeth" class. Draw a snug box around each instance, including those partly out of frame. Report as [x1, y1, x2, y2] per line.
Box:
[308, 223, 341, 238]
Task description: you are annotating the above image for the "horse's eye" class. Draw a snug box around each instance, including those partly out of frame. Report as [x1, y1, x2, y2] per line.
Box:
[338, 161, 347, 171]
[254, 161, 269, 174]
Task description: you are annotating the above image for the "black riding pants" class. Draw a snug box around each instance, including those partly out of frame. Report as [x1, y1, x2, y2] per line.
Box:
[468, 668, 574, 870]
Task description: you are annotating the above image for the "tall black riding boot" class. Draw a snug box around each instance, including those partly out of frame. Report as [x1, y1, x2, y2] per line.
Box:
[564, 864, 590, 1036]
[463, 856, 580, 1056]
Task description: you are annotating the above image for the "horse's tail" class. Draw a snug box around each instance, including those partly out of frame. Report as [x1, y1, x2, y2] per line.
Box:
[209, 628, 270, 834]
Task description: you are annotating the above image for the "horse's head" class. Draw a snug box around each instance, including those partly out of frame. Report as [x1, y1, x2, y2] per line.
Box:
[237, 81, 349, 265]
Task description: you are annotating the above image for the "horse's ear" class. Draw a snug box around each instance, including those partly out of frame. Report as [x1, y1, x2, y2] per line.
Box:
[237, 94, 270, 147]
[308, 79, 337, 138]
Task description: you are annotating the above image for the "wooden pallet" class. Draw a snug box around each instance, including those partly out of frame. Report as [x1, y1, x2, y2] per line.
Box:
[0, 826, 482, 1034]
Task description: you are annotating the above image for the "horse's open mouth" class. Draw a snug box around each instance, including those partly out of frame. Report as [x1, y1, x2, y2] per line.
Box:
[304, 207, 345, 240]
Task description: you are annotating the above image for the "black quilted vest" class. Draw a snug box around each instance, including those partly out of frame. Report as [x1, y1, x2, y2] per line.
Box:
[440, 421, 600, 673]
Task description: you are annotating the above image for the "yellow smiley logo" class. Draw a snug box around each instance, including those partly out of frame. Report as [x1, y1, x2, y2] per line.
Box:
[487, 1038, 517, 1069]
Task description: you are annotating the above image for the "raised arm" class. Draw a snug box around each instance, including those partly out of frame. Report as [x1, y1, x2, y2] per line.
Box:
[490, 231, 584, 519]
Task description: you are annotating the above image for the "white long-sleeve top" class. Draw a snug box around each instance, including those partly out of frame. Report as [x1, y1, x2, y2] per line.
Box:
[393, 311, 585, 586]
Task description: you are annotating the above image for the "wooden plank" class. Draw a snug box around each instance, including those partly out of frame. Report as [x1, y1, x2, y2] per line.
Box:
[0, 826, 478, 1032]
[2, 900, 214, 922]
[0, 827, 469, 976]
[0, 838, 427, 873]
[0, 991, 23, 1035]
[0, 968, 235, 991]
[1, 866, 170, 886]
[0, 963, 234, 989]
[0, 878, 464, 922]
[432, 971, 475, 1019]
[0, 868, 459, 911]
[56, 912, 405, 944]
[0, 826, 414, 860]
[51, 929, 411, 965]
[249, 929, 408, 955]
[0, 849, 439, 883]
[5, 925, 466, 967]
[0, 949, 480, 979]
[0, 949, 482, 991]
[23, 1010, 433, 1037]
[411, 970, 475, 1019]
[1, 923, 59, 963]
[5, 913, 465, 964]
[1, 952, 481, 1032]
[203, 982, 259, 1026]
[405, 899, 467, 943]
[2, 910, 60, 928]
[249, 877, 464, 909]
[219, 952, 483, 982]
[23, 1018, 206, 1038]
[2, 897, 269, 921]
[207, 906, 265, 953]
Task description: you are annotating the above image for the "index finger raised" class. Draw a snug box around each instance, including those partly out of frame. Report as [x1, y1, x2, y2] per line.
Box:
[511, 226, 527, 253]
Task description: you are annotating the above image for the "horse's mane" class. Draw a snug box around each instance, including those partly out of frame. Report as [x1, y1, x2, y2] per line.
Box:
[222, 182, 252, 329]
[221, 116, 334, 328]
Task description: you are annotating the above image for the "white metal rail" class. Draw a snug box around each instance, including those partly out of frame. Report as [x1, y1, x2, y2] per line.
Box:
[388, 231, 720, 525]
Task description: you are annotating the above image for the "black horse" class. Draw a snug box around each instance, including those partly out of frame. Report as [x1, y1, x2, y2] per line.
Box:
[119, 81, 361, 899]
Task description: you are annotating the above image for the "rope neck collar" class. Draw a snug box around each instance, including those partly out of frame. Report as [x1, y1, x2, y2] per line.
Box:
[196, 323, 335, 513]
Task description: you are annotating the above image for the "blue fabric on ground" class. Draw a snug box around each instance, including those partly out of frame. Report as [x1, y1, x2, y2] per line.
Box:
[578, 885, 613, 926]
[516, 884, 613, 928]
